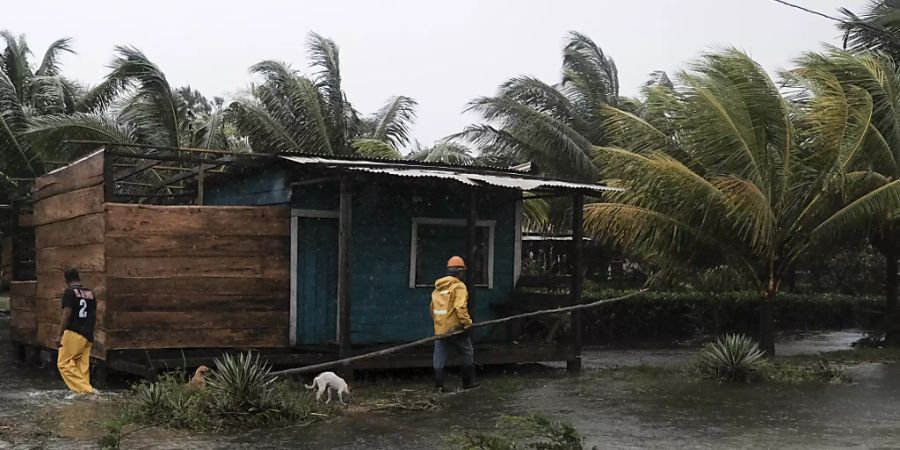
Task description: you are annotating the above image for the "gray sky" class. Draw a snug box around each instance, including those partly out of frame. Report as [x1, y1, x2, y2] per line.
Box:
[11, 0, 867, 149]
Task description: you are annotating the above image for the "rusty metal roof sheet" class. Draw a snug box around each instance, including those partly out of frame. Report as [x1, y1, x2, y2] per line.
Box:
[280, 155, 619, 193]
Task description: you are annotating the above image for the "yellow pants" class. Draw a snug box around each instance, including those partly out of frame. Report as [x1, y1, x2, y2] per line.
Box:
[57, 330, 94, 393]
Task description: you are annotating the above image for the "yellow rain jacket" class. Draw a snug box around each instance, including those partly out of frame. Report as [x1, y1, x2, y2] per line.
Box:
[430, 276, 472, 335]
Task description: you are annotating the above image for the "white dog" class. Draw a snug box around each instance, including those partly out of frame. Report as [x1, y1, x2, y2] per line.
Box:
[305, 371, 350, 405]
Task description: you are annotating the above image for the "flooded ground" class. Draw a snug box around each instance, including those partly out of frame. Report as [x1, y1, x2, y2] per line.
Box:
[2, 320, 898, 449]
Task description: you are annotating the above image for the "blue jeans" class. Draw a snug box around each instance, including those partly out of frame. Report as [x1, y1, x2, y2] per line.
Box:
[433, 335, 475, 369]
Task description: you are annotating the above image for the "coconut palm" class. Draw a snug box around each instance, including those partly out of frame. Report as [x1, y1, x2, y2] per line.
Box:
[456, 32, 621, 181]
[407, 141, 475, 165]
[791, 47, 900, 344]
[0, 31, 78, 183]
[840, 1, 900, 62]
[585, 49, 900, 354]
[26, 46, 231, 158]
[229, 32, 417, 156]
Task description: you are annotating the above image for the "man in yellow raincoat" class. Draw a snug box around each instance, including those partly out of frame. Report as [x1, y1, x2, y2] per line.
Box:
[430, 256, 479, 392]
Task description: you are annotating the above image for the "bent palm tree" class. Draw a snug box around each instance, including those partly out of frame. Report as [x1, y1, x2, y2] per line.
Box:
[840, 1, 900, 61]
[0, 31, 78, 184]
[586, 49, 900, 354]
[27, 46, 230, 155]
[229, 32, 417, 156]
[457, 32, 629, 181]
[792, 47, 900, 343]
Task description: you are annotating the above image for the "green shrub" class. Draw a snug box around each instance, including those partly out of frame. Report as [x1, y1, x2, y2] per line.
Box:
[572, 289, 881, 344]
[691, 334, 766, 382]
[449, 415, 587, 450]
[760, 361, 850, 384]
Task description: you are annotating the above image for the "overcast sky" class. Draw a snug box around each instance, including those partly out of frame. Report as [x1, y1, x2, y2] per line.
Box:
[9, 0, 868, 150]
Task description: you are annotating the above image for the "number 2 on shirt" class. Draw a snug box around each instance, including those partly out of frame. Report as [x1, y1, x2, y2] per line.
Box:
[78, 299, 88, 318]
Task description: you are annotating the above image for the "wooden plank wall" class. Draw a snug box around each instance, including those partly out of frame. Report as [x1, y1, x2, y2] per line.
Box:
[104, 204, 290, 349]
[9, 281, 37, 344]
[30, 151, 108, 357]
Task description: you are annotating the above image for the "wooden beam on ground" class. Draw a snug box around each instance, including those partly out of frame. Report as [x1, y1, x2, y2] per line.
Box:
[270, 289, 646, 376]
[337, 176, 353, 362]
[568, 192, 584, 373]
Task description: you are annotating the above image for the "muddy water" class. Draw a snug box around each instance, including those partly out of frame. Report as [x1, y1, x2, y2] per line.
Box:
[2, 319, 899, 449]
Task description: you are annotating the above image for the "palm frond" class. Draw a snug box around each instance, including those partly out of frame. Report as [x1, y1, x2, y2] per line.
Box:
[369, 95, 417, 149]
[0, 69, 34, 176]
[307, 32, 348, 153]
[107, 45, 185, 147]
[351, 138, 402, 159]
[35, 37, 73, 77]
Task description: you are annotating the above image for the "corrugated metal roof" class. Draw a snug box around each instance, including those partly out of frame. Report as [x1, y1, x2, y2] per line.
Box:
[281, 155, 620, 193]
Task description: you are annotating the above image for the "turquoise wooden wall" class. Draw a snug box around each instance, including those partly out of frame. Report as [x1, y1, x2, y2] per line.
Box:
[206, 169, 519, 345]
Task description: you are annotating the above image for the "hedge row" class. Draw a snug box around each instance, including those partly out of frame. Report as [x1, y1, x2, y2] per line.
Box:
[578, 290, 883, 345]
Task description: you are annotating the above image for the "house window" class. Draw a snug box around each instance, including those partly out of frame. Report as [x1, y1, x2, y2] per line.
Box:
[409, 218, 495, 288]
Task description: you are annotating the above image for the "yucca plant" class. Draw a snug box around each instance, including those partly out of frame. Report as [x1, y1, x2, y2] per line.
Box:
[695, 334, 766, 383]
[205, 352, 278, 417]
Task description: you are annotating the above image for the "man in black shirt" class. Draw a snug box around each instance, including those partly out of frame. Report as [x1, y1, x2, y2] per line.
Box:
[55, 267, 97, 394]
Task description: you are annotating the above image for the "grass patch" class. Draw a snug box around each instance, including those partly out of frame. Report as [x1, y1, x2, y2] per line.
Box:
[447, 414, 587, 450]
[785, 346, 900, 365]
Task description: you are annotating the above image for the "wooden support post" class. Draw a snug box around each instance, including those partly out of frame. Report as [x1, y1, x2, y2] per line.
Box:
[567, 192, 584, 374]
[337, 176, 353, 366]
[465, 189, 477, 320]
[103, 150, 115, 203]
[197, 163, 206, 205]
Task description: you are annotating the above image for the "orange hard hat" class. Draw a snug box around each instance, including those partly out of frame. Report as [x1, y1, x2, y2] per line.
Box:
[447, 256, 466, 269]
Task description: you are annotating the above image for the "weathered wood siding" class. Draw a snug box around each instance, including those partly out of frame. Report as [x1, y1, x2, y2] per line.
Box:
[104, 204, 291, 349]
[29, 151, 108, 357]
[9, 281, 37, 344]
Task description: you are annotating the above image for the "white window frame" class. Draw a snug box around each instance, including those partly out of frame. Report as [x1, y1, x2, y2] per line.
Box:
[408, 217, 496, 289]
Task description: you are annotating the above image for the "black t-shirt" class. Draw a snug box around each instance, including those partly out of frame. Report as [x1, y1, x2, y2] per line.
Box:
[61, 285, 96, 342]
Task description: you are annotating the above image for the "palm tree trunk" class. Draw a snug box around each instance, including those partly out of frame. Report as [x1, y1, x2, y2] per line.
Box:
[884, 248, 899, 345]
[758, 292, 776, 356]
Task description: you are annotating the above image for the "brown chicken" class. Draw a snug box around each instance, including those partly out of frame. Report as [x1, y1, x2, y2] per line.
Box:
[188, 365, 210, 390]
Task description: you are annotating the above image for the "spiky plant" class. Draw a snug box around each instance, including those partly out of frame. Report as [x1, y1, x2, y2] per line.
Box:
[205, 352, 278, 417]
[696, 334, 767, 382]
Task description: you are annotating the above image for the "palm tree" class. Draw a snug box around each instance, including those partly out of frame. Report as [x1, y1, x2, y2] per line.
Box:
[26, 46, 232, 157]
[840, 1, 900, 62]
[407, 141, 475, 165]
[456, 32, 620, 181]
[0, 31, 78, 184]
[228, 32, 417, 157]
[792, 47, 900, 344]
[585, 49, 900, 354]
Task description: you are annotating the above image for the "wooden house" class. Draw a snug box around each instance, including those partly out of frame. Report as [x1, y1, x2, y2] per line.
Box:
[7, 146, 612, 377]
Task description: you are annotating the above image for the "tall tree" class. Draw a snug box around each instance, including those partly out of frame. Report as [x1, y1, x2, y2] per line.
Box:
[27, 46, 231, 157]
[792, 47, 900, 344]
[584, 49, 900, 354]
[457, 32, 622, 181]
[840, 1, 900, 61]
[229, 32, 417, 156]
[0, 31, 78, 184]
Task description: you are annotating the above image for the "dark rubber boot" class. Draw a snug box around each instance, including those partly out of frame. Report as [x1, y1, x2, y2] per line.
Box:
[462, 365, 480, 390]
[434, 368, 446, 393]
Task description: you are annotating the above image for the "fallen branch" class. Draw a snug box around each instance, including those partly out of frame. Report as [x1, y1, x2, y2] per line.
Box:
[271, 289, 647, 376]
